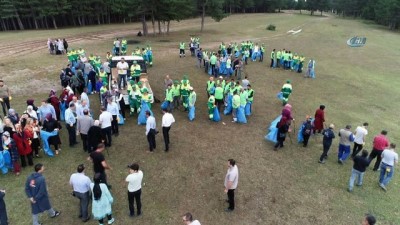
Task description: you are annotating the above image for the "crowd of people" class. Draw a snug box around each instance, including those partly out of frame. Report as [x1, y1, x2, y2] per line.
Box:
[47, 38, 68, 55]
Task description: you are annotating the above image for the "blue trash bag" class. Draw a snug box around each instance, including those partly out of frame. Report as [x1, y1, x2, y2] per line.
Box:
[213, 107, 221, 122]
[40, 130, 58, 157]
[161, 101, 169, 110]
[60, 101, 66, 121]
[235, 51, 241, 58]
[188, 106, 195, 121]
[0, 151, 8, 174]
[219, 61, 227, 75]
[298, 124, 304, 143]
[138, 100, 153, 125]
[208, 66, 213, 75]
[118, 114, 125, 125]
[265, 115, 282, 143]
[245, 102, 252, 116]
[237, 106, 247, 124]
[251, 51, 258, 61]
[276, 92, 283, 100]
[88, 82, 93, 94]
[224, 94, 233, 115]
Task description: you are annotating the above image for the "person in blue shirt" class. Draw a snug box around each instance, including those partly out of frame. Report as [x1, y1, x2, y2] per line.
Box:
[65, 103, 78, 147]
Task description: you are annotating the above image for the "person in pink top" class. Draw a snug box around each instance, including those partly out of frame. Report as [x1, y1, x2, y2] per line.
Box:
[369, 130, 389, 171]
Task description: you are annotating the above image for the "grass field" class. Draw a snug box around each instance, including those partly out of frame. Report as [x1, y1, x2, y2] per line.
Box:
[1, 12, 400, 225]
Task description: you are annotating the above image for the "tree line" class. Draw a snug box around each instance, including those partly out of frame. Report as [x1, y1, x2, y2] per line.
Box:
[0, 0, 398, 33]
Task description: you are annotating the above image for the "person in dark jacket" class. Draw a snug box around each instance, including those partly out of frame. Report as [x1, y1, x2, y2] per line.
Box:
[301, 116, 313, 147]
[319, 124, 336, 163]
[0, 188, 8, 225]
[42, 114, 61, 155]
[87, 120, 104, 153]
[274, 116, 291, 150]
[348, 150, 370, 192]
[25, 164, 60, 225]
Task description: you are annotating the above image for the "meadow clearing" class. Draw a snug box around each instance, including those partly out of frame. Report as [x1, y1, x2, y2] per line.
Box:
[0, 12, 399, 225]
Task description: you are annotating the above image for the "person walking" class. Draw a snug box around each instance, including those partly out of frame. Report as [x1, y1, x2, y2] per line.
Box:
[25, 164, 61, 225]
[319, 124, 335, 163]
[69, 164, 91, 222]
[106, 98, 119, 136]
[99, 107, 113, 147]
[162, 109, 175, 152]
[369, 130, 389, 171]
[378, 143, 398, 191]
[182, 212, 201, 225]
[125, 163, 143, 217]
[274, 117, 291, 151]
[301, 116, 313, 148]
[145, 111, 157, 153]
[224, 159, 239, 212]
[314, 105, 325, 134]
[77, 109, 94, 152]
[87, 120, 104, 153]
[88, 143, 112, 187]
[338, 125, 355, 164]
[90, 173, 115, 225]
[0, 188, 8, 225]
[0, 80, 12, 117]
[65, 102, 78, 147]
[352, 123, 369, 158]
[348, 150, 370, 192]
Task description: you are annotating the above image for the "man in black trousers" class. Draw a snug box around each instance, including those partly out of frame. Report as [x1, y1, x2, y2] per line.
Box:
[0, 188, 8, 225]
[161, 109, 175, 152]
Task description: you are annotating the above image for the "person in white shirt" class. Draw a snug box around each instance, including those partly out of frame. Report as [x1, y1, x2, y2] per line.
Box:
[352, 122, 368, 158]
[80, 88, 90, 109]
[145, 111, 156, 152]
[162, 109, 175, 152]
[125, 163, 143, 217]
[379, 143, 398, 191]
[182, 212, 201, 225]
[116, 57, 129, 90]
[69, 164, 91, 222]
[106, 97, 119, 135]
[224, 159, 239, 212]
[99, 107, 113, 147]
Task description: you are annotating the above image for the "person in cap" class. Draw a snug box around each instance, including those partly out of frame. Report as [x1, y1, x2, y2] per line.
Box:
[128, 81, 141, 116]
[348, 150, 370, 192]
[125, 163, 143, 217]
[69, 164, 91, 222]
[362, 214, 376, 225]
[281, 80, 292, 106]
[314, 105, 325, 134]
[319, 124, 335, 163]
[130, 60, 141, 83]
[338, 125, 355, 164]
[301, 116, 314, 147]
[2, 131, 20, 175]
[180, 77, 191, 111]
[25, 163, 61, 225]
[207, 94, 215, 120]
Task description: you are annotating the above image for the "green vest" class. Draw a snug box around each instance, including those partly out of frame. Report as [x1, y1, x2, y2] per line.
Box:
[271, 51, 275, 59]
[171, 85, 180, 97]
[240, 91, 248, 106]
[214, 87, 224, 100]
[180, 43, 185, 49]
[232, 95, 240, 109]
[207, 81, 215, 91]
[247, 89, 254, 102]
[166, 89, 173, 102]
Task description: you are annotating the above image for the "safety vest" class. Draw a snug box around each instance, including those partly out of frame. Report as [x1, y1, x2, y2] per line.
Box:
[130, 64, 141, 76]
[180, 43, 185, 49]
[166, 89, 173, 102]
[247, 89, 254, 102]
[99, 71, 107, 78]
[171, 85, 180, 97]
[100, 86, 107, 95]
[271, 51, 275, 59]
[215, 87, 224, 100]
[240, 91, 248, 106]
[277, 51, 282, 59]
[180, 84, 190, 96]
[207, 81, 215, 92]
[142, 94, 152, 102]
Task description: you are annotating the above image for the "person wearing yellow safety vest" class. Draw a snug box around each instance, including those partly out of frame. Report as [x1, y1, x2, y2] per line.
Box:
[180, 80, 190, 111]
[292, 53, 299, 71]
[207, 95, 215, 120]
[179, 42, 185, 58]
[129, 82, 141, 115]
[141, 88, 152, 109]
[239, 88, 248, 108]
[165, 84, 174, 112]
[121, 39, 127, 55]
[171, 81, 181, 110]
[98, 68, 108, 85]
[232, 91, 240, 122]
[130, 61, 141, 83]
[246, 84, 254, 114]
[206, 77, 215, 98]
[270, 49, 276, 68]
[106, 52, 113, 63]
[214, 84, 224, 112]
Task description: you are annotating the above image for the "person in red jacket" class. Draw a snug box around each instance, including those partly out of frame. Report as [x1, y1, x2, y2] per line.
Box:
[12, 123, 33, 168]
[48, 90, 61, 121]
[314, 105, 325, 134]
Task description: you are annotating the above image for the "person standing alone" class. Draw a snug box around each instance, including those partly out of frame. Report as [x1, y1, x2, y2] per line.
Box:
[0, 80, 12, 117]
[69, 164, 91, 222]
[224, 159, 239, 212]
[125, 163, 143, 217]
[162, 109, 175, 152]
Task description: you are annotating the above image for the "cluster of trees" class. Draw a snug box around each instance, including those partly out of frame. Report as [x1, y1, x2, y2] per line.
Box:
[0, 0, 398, 32]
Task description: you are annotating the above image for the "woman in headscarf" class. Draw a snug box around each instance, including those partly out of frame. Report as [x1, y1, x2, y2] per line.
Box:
[3, 117, 16, 137]
[281, 104, 293, 121]
[274, 116, 291, 151]
[90, 173, 115, 225]
[7, 109, 19, 125]
[2, 131, 20, 175]
[25, 105, 38, 120]
[26, 99, 38, 111]
[12, 123, 33, 168]
[25, 118, 41, 158]
[48, 90, 61, 121]
[42, 114, 61, 155]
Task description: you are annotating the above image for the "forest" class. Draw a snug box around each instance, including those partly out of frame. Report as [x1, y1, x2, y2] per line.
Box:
[0, 0, 399, 32]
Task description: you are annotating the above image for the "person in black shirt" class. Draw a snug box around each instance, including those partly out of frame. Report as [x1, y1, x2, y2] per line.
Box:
[274, 117, 290, 150]
[87, 120, 104, 153]
[88, 143, 111, 187]
[0, 188, 8, 225]
[348, 150, 370, 192]
[319, 124, 336, 163]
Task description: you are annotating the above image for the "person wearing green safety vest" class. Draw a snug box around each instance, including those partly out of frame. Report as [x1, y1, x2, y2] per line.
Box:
[179, 42, 185, 58]
[165, 84, 174, 112]
[188, 87, 196, 108]
[180, 80, 190, 111]
[207, 95, 215, 120]
[130, 61, 141, 83]
[276, 50, 282, 68]
[141, 88, 152, 109]
[129, 82, 142, 115]
[121, 39, 127, 55]
[206, 77, 215, 98]
[171, 81, 181, 110]
[247, 84, 254, 114]
[214, 84, 224, 112]
[260, 44, 265, 62]
[243, 48, 250, 65]
[209, 53, 217, 77]
[232, 91, 240, 122]
[281, 80, 292, 106]
[239, 88, 248, 108]
[98, 68, 108, 85]
[181, 75, 191, 87]
[270, 49, 276, 68]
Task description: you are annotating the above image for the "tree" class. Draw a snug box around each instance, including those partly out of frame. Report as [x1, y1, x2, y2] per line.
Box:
[374, 0, 400, 30]
[198, 0, 227, 32]
[296, 0, 306, 14]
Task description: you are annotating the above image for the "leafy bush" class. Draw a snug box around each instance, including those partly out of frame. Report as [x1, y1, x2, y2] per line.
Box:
[266, 24, 276, 31]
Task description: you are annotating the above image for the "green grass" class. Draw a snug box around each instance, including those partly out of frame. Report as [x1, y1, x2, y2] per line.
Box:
[0, 12, 400, 225]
